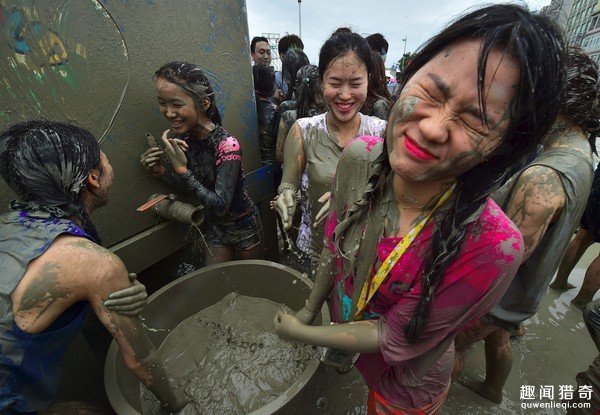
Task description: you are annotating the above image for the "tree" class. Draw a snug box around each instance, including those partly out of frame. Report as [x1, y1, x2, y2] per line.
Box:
[397, 52, 413, 72]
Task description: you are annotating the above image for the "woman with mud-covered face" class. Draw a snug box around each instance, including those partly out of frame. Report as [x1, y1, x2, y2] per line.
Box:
[274, 5, 567, 413]
[275, 32, 386, 274]
[140, 62, 264, 264]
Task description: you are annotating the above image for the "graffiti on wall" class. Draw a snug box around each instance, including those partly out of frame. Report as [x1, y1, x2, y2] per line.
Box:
[0, 0, 129, 141]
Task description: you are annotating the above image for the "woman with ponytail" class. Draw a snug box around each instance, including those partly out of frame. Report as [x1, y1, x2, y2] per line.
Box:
[141, 61, 264, 264]
[274, 4, 567, 414]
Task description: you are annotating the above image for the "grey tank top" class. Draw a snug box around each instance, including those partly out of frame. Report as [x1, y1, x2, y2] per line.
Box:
[488, 145, 593, 328]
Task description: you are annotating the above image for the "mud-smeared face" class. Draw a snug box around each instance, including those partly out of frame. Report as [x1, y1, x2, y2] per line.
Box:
[386, 39, 518, 183]
[156, 77, 200, 136]
[252, 41, 272, 65]
[321, 51, 368, 124]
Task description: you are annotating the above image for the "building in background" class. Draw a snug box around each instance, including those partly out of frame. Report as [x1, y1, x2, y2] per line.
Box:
[543, 0, 600, 63]
[262, 32, 281, 69]
[582, 2, 600, 62]
[543, 0, 575, 28]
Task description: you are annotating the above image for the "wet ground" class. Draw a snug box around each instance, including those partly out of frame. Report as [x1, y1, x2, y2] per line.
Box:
[443, 244, 600, 415]
[281, 243, 600, 415]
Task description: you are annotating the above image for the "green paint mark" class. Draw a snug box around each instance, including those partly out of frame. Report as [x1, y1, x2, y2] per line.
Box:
[29, 90, 41, 110]
[53, 62, 78, 90]
[33, 71, 44, 83]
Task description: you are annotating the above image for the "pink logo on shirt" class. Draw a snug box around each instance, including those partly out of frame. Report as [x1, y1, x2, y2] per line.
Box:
[359, 135, 382, 152]
[216, 137, 241, 166]
[218, 137, 240, 153]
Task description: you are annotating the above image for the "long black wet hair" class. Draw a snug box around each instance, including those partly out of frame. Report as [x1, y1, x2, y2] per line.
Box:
[294, 64, 326, 118]
[361, 51, 392, 116]
[318, 31, 373, 85]
[253, 63, 275, 98]
[0, 120, 103, 243]
[332, 4, 567, 343]
[282, 49, 310, 101]
[562, 46, 600, 153]
[155, 61, 222, 125]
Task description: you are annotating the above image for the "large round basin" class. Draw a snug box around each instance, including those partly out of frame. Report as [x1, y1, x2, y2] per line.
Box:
[104, 260, 330, 414]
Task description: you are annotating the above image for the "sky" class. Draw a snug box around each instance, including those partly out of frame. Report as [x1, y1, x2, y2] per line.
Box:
[246, 0, 552, 69]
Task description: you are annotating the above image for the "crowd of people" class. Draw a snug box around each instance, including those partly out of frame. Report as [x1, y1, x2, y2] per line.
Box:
[2, 3, 600, 414]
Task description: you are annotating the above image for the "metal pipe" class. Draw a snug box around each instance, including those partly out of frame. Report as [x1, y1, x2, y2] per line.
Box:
[298, 0, 302, 38]
[149, 194, 204, 225]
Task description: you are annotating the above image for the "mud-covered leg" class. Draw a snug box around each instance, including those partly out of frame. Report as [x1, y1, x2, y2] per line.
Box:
[238, 241, 265, 260]
[461, 328, 511, 404]
[551, 228, 594, 290]
[453, 319, 495, 379]
[572, 252, 600, 310]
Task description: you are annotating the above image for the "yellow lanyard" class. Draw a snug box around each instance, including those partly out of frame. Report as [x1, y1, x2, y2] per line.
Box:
[354, 183, 455, 320]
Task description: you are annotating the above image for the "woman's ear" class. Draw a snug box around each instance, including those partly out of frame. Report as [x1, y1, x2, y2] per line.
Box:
[203, 98, 211, 111]
[86, 168, 101, 191]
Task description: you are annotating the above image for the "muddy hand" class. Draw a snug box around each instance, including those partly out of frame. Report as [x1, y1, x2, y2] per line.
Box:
[275, 189, 296, 230]
[274, 310, 304, 341]
[104, 273, 148, 316]
[140, 147, 166, 176]
[161, 129, 189, 174]
[313, 191, 331, 228]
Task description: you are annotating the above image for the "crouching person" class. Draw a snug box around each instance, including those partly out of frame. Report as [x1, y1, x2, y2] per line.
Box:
[0, 121, 187, 414]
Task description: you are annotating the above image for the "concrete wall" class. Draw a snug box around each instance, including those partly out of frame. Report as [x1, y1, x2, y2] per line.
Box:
[0, 0, 269, 269]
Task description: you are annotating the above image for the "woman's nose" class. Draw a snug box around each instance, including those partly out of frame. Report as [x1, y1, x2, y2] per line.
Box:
[418, 111, 450, 144]
[338, 84, 352, 100]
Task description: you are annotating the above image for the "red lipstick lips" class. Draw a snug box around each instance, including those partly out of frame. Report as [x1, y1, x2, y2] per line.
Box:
[404, 136, 436, 160]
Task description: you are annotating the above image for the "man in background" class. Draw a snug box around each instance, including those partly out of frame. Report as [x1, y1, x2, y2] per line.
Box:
[251, 36, 272, 66]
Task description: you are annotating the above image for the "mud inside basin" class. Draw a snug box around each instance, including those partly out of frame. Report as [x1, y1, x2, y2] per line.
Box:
[104, 259, 330, 414]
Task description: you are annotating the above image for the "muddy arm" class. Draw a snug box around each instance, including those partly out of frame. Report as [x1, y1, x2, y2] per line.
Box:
[178, 159, 239, 215]
[275, 312, 380, 353]
[295, 247, 336, 324]
[504, 165, 565, 261]
[160, 170, 193, 194]
[275, 118, 289, 164]
[279, 122, 305, 192]
[88, 253, 187, 411]
[12, 236, 187, 412]
[276, 123, 305, 227]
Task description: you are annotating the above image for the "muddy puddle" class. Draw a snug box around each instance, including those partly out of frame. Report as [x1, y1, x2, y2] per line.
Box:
[443, 245, 600, 414]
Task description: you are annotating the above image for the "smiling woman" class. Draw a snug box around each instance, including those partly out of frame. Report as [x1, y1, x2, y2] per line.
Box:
[275, 32, 386, 274]
[387, 40, 518, 184]
[273, 4, 567, 414]
[140, 62, 265, 265]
